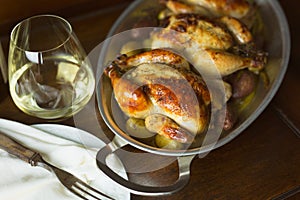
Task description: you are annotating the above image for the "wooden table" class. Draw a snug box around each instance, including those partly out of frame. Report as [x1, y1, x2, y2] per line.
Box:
[0, 0, 299, 199]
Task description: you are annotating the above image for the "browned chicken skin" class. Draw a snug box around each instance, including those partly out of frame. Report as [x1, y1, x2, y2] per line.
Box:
[105, 49, 212, 143]
[160, 0, 251, 18]
[105, 64, 153, 119]
[145, 114, 195, 143]
[110, 49, 213, 105]
[113, 48, 191, 71]
[151, 13, 267, 76]
[186, 0, 251, 18]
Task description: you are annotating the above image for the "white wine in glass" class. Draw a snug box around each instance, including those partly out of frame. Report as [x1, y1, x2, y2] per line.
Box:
[8, 15, 95, 119]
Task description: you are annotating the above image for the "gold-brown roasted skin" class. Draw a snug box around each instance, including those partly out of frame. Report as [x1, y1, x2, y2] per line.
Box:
[187, 0, 250, 18]
[151, 13, 267, 76]
[161, 0, 251, 18]
[145, 114, 195, 143]
[104, 49, 211, 143]
[104, 64, 153, 119]
[112, 48, 191, 71]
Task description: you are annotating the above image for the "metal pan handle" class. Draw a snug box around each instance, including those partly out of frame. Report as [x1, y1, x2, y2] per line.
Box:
[96, 136, 195, 196]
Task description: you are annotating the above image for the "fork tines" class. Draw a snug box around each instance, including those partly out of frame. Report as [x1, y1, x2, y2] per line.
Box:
[71, 179, 114, 200]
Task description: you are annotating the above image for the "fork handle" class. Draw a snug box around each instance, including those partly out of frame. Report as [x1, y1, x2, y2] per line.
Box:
[0, 131, 40, 166]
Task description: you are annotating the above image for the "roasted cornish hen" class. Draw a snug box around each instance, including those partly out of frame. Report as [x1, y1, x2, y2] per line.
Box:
[151, 13, 267, 76]
[105, 49, 214, 143]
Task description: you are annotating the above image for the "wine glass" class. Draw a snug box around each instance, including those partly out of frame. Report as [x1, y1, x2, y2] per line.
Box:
[8, 15, 95, 120]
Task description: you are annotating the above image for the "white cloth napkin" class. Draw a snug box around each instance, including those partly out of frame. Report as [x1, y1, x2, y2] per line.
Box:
[0, 118, 130, 200]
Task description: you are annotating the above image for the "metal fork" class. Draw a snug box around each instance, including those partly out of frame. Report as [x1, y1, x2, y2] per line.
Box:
[0, 131, 114, 200]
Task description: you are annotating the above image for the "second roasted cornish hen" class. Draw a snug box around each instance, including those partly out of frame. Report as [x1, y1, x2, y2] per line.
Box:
[151, 13, 267, 76]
